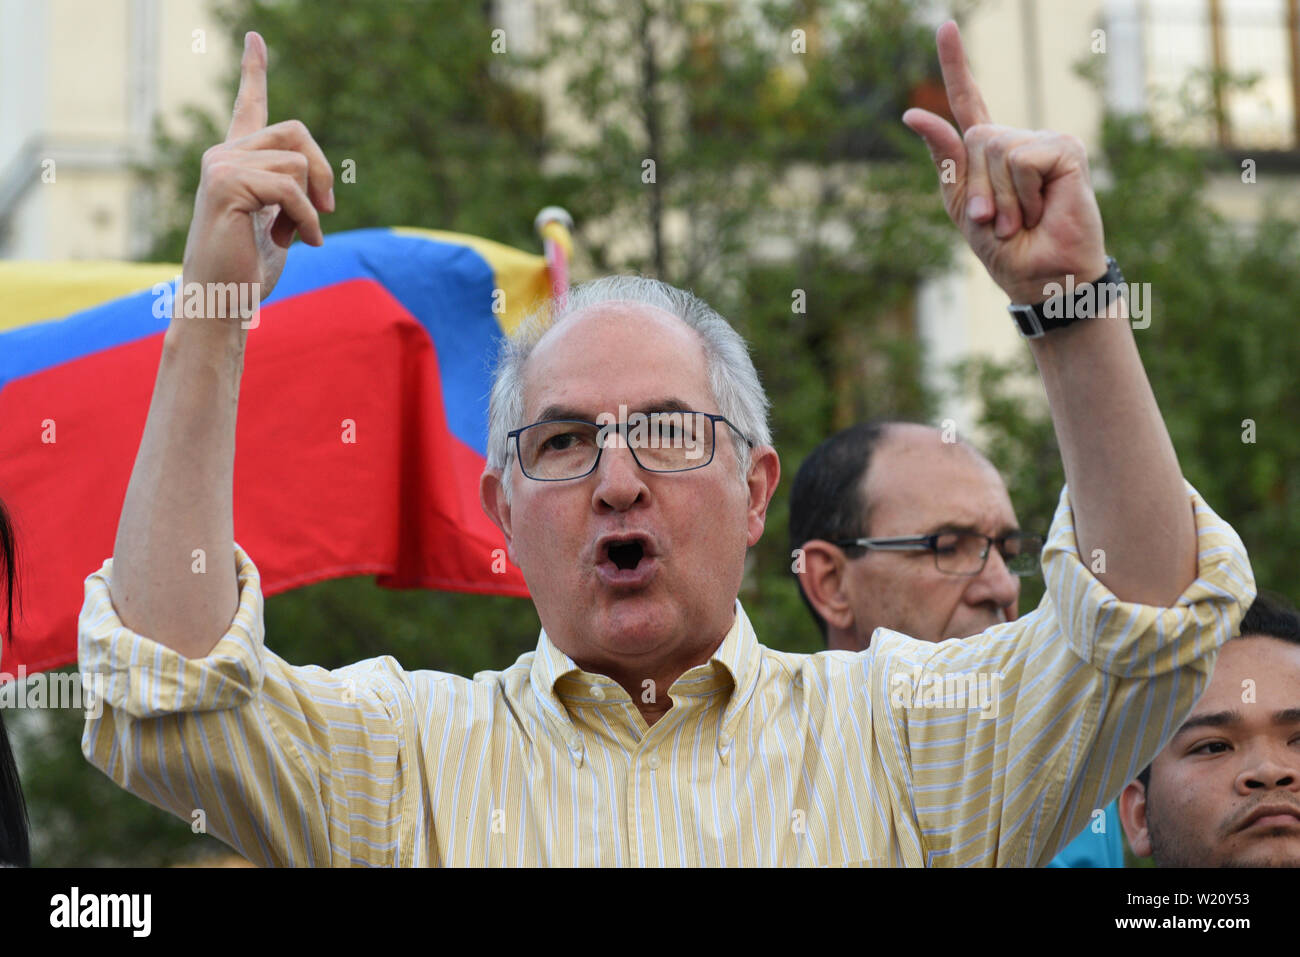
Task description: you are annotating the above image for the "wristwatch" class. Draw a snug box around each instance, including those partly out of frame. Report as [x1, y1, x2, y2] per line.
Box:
[1008, 256, 1125, 338]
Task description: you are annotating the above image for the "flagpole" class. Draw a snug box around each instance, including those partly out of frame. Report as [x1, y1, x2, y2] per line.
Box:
[534, 207, 574, 309]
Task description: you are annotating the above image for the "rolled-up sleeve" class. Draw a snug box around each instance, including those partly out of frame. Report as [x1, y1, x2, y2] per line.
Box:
[78, 543, 427, 867]
[870, 482, 1255, 866]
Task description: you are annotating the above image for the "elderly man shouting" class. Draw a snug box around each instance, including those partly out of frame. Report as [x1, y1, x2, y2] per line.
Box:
[79, 24, 1253, 866]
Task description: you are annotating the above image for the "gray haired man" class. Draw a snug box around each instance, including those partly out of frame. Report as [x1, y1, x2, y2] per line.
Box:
[80, 26, 1253, 866]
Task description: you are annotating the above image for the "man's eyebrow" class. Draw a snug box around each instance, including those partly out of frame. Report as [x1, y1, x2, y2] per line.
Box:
[638, 398, 695, 415]
[530, 398, 696, 423]
[925, 522, 1022, 538]
[1272, 707, 1300, 725]
[1173, 707, 1300, 739]
[1174, 710, 1241, 737]
[533, 404, 591, 423]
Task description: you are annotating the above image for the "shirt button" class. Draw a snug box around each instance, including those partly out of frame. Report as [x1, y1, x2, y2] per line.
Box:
[591, 685, 605, 700]
[647, 754, 660, 771]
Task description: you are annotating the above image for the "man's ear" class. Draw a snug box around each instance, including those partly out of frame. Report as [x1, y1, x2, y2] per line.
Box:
[745, 446, 781, 547]
[480, 469, 515, 556]
[1118, 779, 1153, 859]
[797, 540, 855, 634]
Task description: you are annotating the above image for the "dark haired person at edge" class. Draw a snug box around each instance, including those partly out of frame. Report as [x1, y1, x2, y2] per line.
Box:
[1119, 593, 1300, 867]
[0, 499, 31, 867]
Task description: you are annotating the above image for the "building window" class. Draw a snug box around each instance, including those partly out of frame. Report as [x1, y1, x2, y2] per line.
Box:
[1138, 0, 1300, 150]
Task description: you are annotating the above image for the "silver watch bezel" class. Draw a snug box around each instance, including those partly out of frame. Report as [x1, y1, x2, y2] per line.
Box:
[1007, 303, 1046, 339]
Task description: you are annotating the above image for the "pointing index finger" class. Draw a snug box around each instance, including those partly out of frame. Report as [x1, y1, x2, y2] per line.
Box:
[936, 20, 992, 134]
[226, 31, 269, 142]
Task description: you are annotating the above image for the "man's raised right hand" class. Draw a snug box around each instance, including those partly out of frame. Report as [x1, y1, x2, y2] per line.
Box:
[180, 31, 334, 311]
[110, 32, 335, 658]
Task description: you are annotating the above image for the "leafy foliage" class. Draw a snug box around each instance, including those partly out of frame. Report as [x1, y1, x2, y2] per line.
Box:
[143, 0, 559, 261]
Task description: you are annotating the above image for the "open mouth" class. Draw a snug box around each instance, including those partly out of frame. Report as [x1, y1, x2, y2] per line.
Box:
[607, 540, 645, 571]
[595, 534, 657, 587]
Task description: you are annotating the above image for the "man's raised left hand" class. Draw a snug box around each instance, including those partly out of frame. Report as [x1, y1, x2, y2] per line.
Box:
[902, 21, 1108, 306]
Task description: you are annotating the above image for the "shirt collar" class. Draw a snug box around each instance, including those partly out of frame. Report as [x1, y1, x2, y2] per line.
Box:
[528, 599, 763, 766]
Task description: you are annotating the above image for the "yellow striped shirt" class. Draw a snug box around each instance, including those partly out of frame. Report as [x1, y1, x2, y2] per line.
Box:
[78, 484, 1253, 866]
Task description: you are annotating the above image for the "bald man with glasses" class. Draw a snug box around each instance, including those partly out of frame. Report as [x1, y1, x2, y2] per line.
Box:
[791, 420, 1125, 866]
[791, 422, 1036, 650]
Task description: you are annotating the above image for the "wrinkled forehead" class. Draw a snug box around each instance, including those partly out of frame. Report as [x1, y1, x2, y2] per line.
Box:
[520, 302, 715, 421]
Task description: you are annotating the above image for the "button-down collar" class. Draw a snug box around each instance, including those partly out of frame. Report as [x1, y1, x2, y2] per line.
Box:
[528, 599, 763, 767]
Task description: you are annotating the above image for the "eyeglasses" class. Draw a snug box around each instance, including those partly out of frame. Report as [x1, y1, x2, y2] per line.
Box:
[831, 531, 1044, 577]
[508, 411, 753, 481]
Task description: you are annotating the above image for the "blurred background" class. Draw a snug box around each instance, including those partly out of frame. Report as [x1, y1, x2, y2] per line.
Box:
[1, 0, 1297, 865]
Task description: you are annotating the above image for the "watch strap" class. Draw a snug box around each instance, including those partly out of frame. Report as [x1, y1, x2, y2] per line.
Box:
[1008, 256, 1125, 338]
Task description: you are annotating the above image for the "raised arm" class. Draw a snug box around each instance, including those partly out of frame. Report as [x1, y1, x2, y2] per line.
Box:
[902, 21, 1194, 606]
[110, 32, 333, 656]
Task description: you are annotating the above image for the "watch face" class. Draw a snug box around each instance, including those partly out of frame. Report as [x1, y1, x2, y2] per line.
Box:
[1008, 304, 1044, 338]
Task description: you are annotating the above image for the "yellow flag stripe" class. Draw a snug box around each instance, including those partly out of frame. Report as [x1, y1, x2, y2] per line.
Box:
[1, 228, 552, 337]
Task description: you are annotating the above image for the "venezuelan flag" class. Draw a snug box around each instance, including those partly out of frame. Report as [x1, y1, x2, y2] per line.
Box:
[0, 227, 548, 673]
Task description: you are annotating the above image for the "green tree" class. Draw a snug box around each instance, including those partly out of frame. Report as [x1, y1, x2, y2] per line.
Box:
[144, 0, 564, 260]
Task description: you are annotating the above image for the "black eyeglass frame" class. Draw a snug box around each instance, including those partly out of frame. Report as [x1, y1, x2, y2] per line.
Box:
[829, 531, 1045, 577]
[506, 412, 754, 482]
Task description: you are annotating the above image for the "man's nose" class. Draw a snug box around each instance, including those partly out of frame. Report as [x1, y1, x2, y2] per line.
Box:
[962, 545, 1021, 615]
[591, 441, 649, 512]
[1236, 747, 1300, 794]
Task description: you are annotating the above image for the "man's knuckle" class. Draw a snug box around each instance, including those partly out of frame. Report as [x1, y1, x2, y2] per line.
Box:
[964, 124, 1003, 150]
[1006, 143, 1032, 165]
[988, 131, 1019, 152]
[1056, 132, 1085, 154]
[204, 161, 238, 187]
